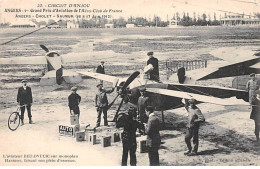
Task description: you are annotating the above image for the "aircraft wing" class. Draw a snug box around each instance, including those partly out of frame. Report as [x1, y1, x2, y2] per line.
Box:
[77, 70, 120, 86]
[210, 46, 258, 65]
[0, 56, 46, 65]
[250, 62, 260, 69]
[40, 70, 57, 86]
[146, 88, 250, 106]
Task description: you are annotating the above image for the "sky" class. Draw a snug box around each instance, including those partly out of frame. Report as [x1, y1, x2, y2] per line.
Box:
[0, 0, 259, 24]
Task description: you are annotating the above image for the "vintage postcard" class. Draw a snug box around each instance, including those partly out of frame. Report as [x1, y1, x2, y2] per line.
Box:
[0, 0, 259, 166]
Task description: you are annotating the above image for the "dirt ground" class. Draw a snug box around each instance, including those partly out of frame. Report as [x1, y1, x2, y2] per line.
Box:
[0, 27, 260, 166]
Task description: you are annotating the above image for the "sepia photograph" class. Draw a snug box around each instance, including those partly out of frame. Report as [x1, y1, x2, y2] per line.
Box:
[0, 0, 259, 166]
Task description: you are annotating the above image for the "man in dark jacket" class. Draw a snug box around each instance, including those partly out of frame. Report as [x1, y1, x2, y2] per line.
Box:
[246, 73, 260, 105]
[137, 88, 149, 123]
[116, 107, 144, 166]
[96, 61, 105, 84]
[147, 51, 159, 81]
[184, 98, 205, 156]
[145, 106, 161, 166]
[17, 79, 33, 125]
[250, 90, 260, 143]
[95, 83, 114, 127]
[96, 61, 105, 74]
[68, 86, 81, 118]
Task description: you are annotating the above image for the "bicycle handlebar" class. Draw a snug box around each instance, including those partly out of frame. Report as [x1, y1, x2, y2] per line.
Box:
[16, 104, 28, 111]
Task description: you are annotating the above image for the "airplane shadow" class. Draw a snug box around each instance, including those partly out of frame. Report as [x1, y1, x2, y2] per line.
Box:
[156, 110, 260, 156]
[197, 148, 231, 156]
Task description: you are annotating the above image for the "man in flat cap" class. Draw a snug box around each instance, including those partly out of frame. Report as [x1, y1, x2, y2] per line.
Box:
[145, 106, 161, 166]
[96, 61, 105, 84]
[137, 88, 149, 123]
[68, 86, 81, 119]
[117, 107, 144, 166]
[184, 98, 205, 156]
[250, 90, 260, 143]
[96, 61, 105, 74]
[17, 79, 33, 125]
[147, 51, 160, 82]
[95, 83, 115, 127]
[246, 73, 259, 105]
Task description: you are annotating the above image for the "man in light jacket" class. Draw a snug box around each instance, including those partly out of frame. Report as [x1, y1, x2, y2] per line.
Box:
[145, 106, 161, 166]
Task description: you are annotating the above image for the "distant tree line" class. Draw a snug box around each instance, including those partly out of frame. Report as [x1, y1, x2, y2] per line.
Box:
[174, 12, 220, 26]
[1, 12, 260, 28]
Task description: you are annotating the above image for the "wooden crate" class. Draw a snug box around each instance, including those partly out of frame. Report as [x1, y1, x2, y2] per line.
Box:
[75, 131, 85, 142]
[70, 114, 79, 125]
[101, 136, 111, 147]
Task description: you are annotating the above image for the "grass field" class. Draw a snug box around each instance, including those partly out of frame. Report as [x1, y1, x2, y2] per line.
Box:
[0, 26, 260, 166]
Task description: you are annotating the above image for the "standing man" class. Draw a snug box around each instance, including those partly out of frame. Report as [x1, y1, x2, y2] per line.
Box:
[117, 107, 144, 166]
[68, 86, 81, 119]
[184, 99, 205, 156]
[96, 61, 105, 74]
[250, 90, 260, 143]
[96, 61, 105, 84]
[147, 51, 159, 81]
[137, 88, 149, 123]
[145, 106, 161, 166]
[246, 73, 260, 105]
[95, 83, 114, 127]
[17, 79, 33, 125]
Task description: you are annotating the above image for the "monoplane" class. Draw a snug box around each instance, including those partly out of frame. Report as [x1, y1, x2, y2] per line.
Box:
[78, 47, 259, 122]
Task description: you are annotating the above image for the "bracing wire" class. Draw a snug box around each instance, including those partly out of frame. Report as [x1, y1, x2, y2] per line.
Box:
[0, 20, 62, 46]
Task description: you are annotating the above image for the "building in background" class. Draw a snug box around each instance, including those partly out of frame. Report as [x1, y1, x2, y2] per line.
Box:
[104, 23, 114, 28]
[221, 14, 260, 26]
[126, 24, 135, 28]
[67, 21, 79, 29]
[10, 20, 38, 28]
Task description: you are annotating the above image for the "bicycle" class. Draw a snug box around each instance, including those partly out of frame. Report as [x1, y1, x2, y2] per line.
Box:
[8, 105, 26, 131]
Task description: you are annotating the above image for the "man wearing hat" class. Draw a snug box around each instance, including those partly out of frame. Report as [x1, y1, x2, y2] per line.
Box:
[117, 107, 144, 166]
[147, 51, 160, 82]
[184, 98, 205, 156]
[145, 106, 161, 166]
[250, 90, 260, 143]
[17, 79, 33, 125]
[95, 83, 115, 127]
[68, 86, 81, 119]
[137, 88, 149, 123]
[96, 61, 105, 84]
[246, 73, 260, 105]
[96, 61, 105, 74]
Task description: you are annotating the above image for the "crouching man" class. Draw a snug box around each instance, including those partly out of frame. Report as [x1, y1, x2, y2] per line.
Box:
[184, 98, 205, 156]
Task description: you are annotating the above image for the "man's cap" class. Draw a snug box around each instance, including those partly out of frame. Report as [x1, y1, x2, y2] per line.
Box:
[188, 98, 196, 104]
[250, 73, 255, 77]
[129, 106, 137, 112]
[71, 86, 78, 91]
[146, 105, 154, 112]
[147, 51, 153, 56]
[139, 87, 146, 92]
[21, 79, 28, 83]
[96, 83, 103, 87]
[101, 61, 104, 63]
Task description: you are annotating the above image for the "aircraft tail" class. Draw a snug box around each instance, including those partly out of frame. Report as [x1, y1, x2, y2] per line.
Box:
[40, 68, 64, 86]
[62, 70, 82, 84]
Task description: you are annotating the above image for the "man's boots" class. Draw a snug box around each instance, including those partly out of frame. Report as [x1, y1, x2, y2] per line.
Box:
[29, 117, 33, 124]
[21, 120, 24, 126]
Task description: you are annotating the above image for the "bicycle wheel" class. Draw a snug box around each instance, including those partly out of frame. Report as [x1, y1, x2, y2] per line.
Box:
[8, 112, 20, 131]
